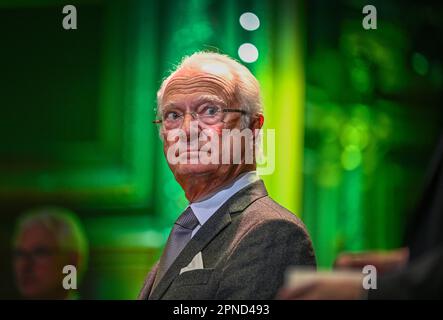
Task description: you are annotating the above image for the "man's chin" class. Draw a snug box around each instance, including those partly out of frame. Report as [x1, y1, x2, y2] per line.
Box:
[171, 163, 220, 177]
[19, 284, 45, 299]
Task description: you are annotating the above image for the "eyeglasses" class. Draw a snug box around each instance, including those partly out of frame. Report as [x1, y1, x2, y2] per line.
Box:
[13, 247, 57, 262]
[153, 105, 247, 130]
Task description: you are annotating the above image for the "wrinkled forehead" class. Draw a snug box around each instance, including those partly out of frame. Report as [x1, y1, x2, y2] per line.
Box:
[15, 224, 57, 248]
[161, 66, 237, 108]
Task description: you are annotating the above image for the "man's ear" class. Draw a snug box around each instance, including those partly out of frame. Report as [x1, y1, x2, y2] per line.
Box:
[250, 113, 264, 130]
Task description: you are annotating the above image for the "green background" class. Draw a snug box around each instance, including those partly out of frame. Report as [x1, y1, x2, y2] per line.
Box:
[0, 0, 442, 298]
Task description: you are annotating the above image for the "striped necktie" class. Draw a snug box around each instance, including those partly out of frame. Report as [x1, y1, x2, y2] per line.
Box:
[151, 206, 199, 292]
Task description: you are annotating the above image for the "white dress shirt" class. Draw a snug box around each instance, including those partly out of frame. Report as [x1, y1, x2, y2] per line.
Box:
[188, 171, 259, 237]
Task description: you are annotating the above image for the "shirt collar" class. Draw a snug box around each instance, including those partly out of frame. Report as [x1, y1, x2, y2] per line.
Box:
[189, 171, 259, 227]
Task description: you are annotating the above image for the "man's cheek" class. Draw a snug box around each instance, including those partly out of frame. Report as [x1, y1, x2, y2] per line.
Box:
[163, 141, 174, 157]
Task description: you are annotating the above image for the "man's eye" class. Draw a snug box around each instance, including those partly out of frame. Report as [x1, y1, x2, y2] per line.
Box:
[165, 111, 180, 120]
[33, 248, 52, 257]
[13, 250, 25, 259]
[201, 106, 218, 116]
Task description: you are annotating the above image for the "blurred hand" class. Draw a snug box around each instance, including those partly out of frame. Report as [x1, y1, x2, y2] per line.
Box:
[277, 248, 410, 300]
[277, 274, 364, 300]
[334, 247, 409, 274]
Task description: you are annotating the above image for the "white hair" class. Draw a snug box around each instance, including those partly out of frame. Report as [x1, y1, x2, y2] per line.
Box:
[156, 51, 263, 128]
[13, 206, 89, 279]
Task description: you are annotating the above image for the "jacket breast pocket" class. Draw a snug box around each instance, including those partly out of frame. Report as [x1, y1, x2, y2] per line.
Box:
[173, 268, 214, 287]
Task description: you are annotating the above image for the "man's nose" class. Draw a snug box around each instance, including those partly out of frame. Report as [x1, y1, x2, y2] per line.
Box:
[181, 113, 193, 132]
[180, 113, 199, 138]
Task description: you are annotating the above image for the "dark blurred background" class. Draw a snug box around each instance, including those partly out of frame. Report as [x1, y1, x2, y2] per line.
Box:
[0, 0, 442, 298]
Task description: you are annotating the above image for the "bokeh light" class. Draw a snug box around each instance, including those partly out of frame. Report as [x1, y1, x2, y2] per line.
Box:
[238, 43, 259, 63]
[239, 12, 260, 31]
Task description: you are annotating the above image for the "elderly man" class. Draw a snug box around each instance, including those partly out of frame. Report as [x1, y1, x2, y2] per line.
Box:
[13, 206, 88, 299]
[138, 52, 316, 300]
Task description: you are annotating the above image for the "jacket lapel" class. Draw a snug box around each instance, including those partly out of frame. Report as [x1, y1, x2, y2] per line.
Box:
[138, 261, 159, 299]
[149, 180, 268, 300]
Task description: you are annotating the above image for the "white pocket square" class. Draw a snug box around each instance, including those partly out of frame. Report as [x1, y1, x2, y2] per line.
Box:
[180, 252, 204, 274]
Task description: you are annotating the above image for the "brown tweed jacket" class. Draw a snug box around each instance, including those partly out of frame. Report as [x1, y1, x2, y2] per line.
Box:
[138, 180, 316, 300]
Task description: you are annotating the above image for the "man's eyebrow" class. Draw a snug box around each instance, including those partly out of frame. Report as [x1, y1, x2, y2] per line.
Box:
[193, 95, 226, 106]
[162, 95, 227, 110]
[162, 102, 179, 110]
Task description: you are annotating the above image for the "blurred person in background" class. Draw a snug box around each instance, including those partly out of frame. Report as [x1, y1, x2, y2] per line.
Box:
[12, 206, 88, 300]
